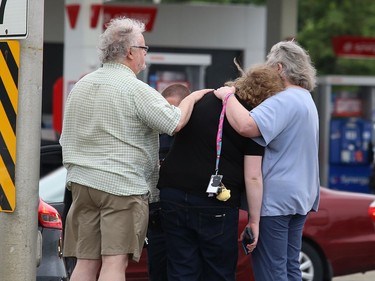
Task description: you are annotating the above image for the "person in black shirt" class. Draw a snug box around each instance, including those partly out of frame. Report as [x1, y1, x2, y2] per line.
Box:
[158, 84, 191, 163]
[157, 63, 284, 281]
[148, 83, 190, 281]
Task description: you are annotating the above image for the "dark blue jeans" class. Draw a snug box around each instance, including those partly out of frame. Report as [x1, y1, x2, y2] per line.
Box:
[147, 202, 168, 281]
[160, 188, 239, 281]
[252, 214, 307, 281]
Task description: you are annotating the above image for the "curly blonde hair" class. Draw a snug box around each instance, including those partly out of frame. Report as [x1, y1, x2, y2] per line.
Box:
[225, 61, 285, 107]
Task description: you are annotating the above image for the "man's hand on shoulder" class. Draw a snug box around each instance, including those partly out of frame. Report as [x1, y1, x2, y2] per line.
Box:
[189, 88, 214, 103]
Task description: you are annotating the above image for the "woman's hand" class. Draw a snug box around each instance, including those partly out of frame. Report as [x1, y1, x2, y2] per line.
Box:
[239, 223, 258, 253]
[214, 86, 236, 100]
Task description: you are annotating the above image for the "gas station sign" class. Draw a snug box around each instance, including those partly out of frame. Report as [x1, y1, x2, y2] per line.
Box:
[87, 4, 157, 31]
[332, 36, 375, 58]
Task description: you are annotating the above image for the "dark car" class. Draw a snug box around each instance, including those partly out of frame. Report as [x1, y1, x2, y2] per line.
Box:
[38, 144, 375, 281]
[37, 144, 68, 281]
[36, 198, 67, 280]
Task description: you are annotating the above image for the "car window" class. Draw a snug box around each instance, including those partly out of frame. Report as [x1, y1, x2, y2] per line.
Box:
[39, 144, 66, 203]
[39, 166, 67, 203]
[40, 144, 63, 178]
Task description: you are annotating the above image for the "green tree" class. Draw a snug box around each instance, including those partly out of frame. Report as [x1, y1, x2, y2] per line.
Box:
[147, 0, 375, 75]
[297, 0, 375, 75]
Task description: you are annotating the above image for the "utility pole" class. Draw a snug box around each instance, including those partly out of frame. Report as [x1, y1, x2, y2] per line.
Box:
[0, 0, 44, 280]
[266, 0, 298, 53]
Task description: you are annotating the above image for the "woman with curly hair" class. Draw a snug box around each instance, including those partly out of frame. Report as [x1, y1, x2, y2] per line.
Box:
[226, 61, 285, 108]
[156, 62, 283, 281]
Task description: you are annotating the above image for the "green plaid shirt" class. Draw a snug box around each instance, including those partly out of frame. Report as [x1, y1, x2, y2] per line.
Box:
[60, 63, 180, 200]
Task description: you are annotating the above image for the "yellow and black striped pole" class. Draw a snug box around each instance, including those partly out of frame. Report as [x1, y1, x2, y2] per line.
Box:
[0, 40, 19, 212]
[0, 0, 44, 278]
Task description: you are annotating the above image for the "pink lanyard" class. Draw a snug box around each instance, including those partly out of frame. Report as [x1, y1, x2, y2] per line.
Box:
[215, 93, 234, 175]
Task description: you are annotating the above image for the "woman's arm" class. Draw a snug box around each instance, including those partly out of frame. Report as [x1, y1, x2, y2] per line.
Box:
[214, 86, 261, 138]
[242, 155, 263, 252]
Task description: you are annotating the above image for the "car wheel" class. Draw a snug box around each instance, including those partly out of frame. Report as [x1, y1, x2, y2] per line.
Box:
[36, 230, 42, 267]
[300, 241, 324, 281]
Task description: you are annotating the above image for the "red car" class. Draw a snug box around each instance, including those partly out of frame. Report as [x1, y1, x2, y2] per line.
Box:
[37, 198, 68, 280]
[301, 187, 375, 281]
[39, 144, 375, 281]
[128, 187, 375, 281]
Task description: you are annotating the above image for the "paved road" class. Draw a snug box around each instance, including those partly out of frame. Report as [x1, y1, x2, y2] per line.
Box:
[333, 270, 375, 281]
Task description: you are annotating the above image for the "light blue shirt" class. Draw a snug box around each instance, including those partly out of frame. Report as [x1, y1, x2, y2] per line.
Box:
[250, 87, 320, 216]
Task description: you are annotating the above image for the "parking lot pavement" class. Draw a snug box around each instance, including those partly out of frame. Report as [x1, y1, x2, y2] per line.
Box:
[333, 270, 375, 281]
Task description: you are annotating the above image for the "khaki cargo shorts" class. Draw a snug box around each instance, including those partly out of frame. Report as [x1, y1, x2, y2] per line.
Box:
[63, 182, 149, 262]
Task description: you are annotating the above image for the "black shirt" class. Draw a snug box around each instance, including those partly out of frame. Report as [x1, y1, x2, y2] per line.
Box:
[157, 92, 264, 206]
[159, 133, 174, 163]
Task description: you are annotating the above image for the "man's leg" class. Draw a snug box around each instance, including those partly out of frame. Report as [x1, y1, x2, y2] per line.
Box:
[64, 184, 101, 281]
[98, 255, 129, 281]
[70, 259, 101, 281]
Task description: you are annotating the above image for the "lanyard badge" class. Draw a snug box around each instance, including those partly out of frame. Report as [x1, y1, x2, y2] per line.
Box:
[205, 93, 233, 202]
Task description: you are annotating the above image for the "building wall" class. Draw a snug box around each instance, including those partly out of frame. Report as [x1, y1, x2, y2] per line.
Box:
[63, 2, 267, 95]
[45, 2, 267, 67]
[143, 3, 267, 67]
[42, 1, 266, 116]
[44, 0, 64, 43]
[42, 0, 64, 115]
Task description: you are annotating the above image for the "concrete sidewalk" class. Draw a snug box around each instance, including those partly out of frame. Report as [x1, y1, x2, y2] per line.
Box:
[333, 270, 375, 281]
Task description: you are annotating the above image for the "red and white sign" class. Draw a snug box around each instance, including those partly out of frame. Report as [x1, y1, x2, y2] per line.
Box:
[90, 5, 157, 31]
[332, 36, 375, 58]
[333, 97, 362, 117]
[103, 6, 157, 31]
[66, 4, 80, 29]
